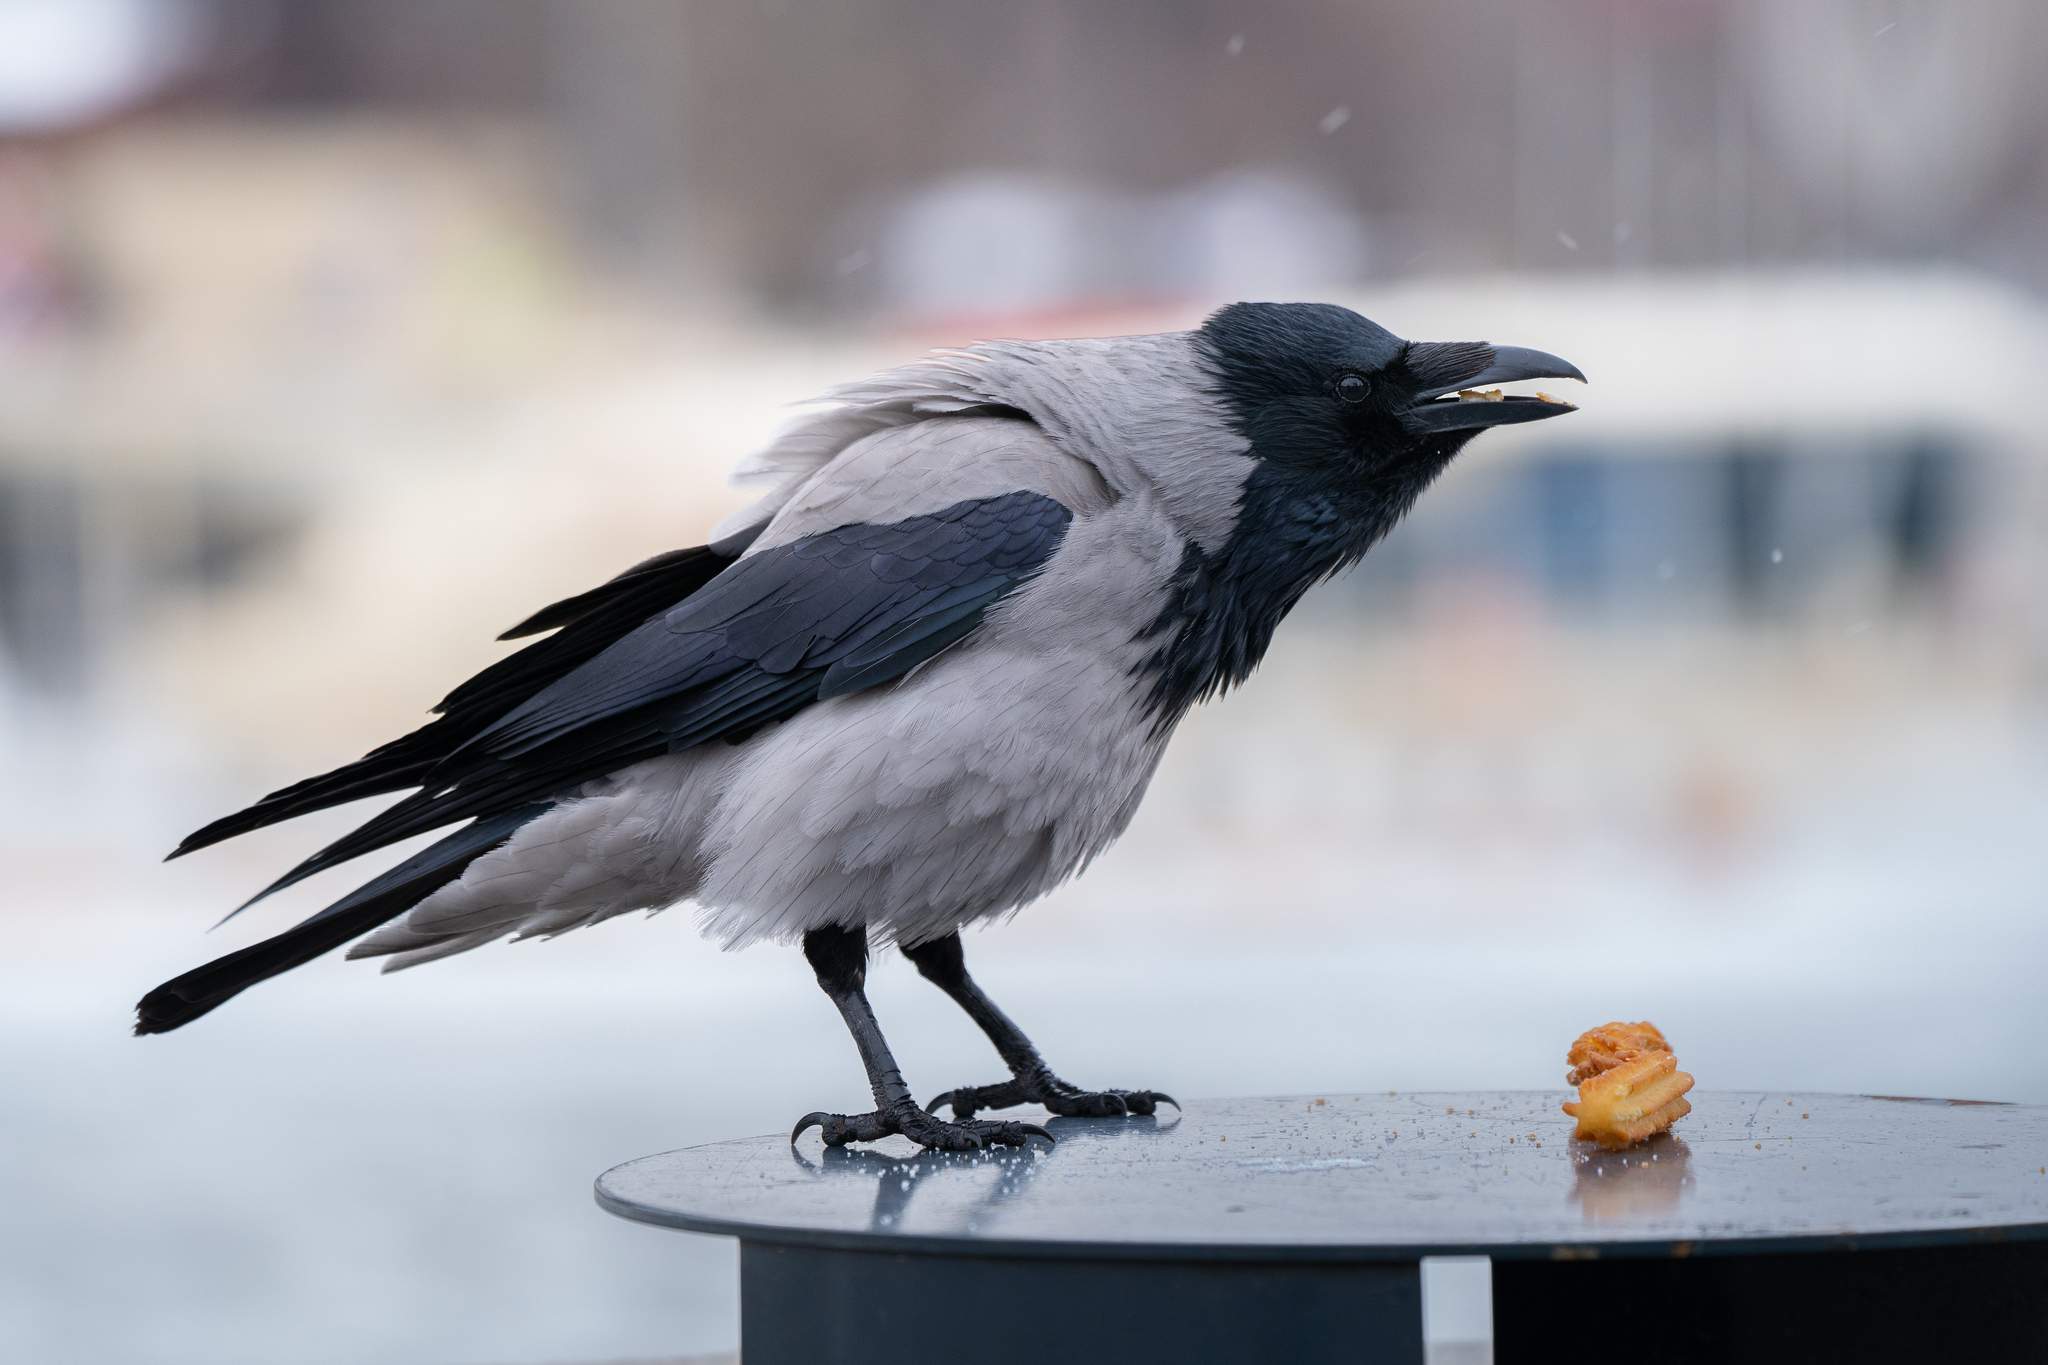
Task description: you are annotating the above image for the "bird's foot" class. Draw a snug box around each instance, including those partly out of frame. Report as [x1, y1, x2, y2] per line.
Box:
[791, 1097, 1051, 1151]
[925, 1069, 1178, 1121]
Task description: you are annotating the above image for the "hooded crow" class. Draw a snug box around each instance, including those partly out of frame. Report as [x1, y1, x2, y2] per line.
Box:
[138, 302, 1582, 1152]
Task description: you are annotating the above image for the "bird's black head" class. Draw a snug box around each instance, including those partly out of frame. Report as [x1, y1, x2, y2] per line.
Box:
[1196, 300, 1583, 508]
[1138, 301, 1583, 720]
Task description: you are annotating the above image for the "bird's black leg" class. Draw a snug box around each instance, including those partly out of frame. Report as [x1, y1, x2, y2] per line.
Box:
[903, 932, 1177, 1121]
[790, 925, 1051, 1151]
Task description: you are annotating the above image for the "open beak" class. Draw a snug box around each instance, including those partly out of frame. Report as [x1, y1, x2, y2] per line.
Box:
[1404, 344, 1585, 435]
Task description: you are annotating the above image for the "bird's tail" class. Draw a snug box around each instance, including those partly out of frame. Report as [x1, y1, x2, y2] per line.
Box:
[135, 804, 550, 1035]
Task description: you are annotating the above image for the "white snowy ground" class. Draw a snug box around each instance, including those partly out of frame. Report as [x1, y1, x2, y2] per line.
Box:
[5, 614, 2047, 1365]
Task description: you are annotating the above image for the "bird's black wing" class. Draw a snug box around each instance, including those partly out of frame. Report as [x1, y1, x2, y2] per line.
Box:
[171, 539, 752, 860]
[239, 490, 1074, 902]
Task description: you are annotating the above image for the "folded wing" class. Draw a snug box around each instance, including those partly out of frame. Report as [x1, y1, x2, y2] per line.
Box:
[168, 541, 747, 861]
[234, 490, 1075, 905]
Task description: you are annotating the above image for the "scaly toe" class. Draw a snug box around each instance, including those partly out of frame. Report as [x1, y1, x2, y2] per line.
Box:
[923, 1079, 1028, 1119]
[966, 1120, 1053, 1148]
[790, 1101, 1054, 1152]
[1049, 1090, 1129, 1118]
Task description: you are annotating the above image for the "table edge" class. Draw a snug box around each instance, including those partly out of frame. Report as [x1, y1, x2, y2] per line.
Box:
[593, 1091, 2048, 1263]
[593, 1184, 2048, 1264]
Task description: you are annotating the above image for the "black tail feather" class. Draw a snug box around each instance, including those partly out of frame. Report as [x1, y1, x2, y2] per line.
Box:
[235, 721, 674, 908]
[165, 729, 452, 862]
[166, 545, 737, 862]
[136, 804, 549, 1035]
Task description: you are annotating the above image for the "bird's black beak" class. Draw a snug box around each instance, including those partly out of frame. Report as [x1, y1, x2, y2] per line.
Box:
[1403, 343, 1585, 435]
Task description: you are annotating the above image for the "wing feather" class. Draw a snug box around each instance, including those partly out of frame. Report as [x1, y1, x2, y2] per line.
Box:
[240, 491, 1073, 902]
[169, 542, 742, 859]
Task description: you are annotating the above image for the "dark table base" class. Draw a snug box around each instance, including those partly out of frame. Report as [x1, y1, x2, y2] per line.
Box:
[741, 1241, 1423, 1365]
[1496, 1240, 2048, 1365]
[741, 1239, 2048, 1365]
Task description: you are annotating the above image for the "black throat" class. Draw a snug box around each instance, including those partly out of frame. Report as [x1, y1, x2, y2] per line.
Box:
[1134, 303, 1478, 724]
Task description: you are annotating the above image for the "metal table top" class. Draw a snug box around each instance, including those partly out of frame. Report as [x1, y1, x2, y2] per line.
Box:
[595, 1091, 2048, 1262]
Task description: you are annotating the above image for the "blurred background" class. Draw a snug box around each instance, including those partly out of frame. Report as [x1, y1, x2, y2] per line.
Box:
[5, 1, 2048, 1361]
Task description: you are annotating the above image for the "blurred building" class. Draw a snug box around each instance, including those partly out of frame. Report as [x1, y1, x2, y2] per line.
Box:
[1, 0, 2047, 718]
[1331, 273, 2048, 647]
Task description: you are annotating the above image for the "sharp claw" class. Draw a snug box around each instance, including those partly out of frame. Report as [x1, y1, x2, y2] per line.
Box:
[1150, 1093, 1180, 1112]
[924, 1090, 956, 1115]
[1020, 1124, 1055, 1146]
[791, 1111, 831, 1144]
[1108, 1093, 1130, 1117]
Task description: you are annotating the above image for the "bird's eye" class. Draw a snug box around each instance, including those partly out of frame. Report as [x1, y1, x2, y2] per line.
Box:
[1335, 373, 1370, 403]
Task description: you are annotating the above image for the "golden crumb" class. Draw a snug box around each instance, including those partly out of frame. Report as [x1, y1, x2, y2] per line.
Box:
[1565, 1022, 1671, 1086]
[1562, 1045, 1694, 1151]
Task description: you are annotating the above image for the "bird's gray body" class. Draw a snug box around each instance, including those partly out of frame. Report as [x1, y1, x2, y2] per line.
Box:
[353, 334, 1252, 966]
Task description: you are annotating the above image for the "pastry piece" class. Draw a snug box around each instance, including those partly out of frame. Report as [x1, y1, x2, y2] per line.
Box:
[1566, 1020, 1670, 1086]
[1563, 1049, 1694, 1150]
